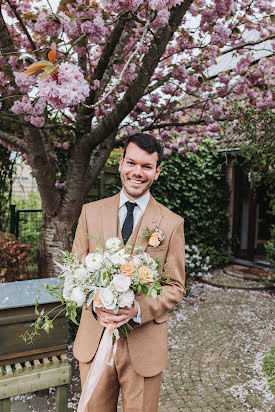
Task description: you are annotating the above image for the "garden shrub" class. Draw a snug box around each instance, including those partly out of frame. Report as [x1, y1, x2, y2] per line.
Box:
[263, 346, 275, 395]
[151, 139, 230, 266]
[0, 232, 34, 282]
[185, 244, 211, 278]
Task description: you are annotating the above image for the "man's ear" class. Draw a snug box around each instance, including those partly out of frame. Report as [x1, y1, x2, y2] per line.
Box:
[119, 156, 123, 171]
[154, 165, 162, 180]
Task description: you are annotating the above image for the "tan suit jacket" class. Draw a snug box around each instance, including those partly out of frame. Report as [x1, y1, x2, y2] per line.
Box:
[72, 193, 186, 377]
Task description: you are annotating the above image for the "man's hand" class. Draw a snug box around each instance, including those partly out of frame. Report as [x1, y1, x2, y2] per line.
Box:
[96, 300, 138, 328]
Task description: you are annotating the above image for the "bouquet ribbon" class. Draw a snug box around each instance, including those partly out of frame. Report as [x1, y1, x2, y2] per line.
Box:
[77, 324, 119, 412]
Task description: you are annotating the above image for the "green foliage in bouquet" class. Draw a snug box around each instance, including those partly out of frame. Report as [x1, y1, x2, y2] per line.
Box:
[22, 239, 169, 343]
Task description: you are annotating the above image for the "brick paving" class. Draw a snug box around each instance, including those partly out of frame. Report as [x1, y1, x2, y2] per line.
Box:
[10, 272, 274, 411]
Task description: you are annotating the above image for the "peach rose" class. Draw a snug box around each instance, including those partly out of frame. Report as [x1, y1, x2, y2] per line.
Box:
[93, 291, 103, 308]
[148, 232, 161, 247]
[120, 261, 135, 276]
[139, 266, 153, 283]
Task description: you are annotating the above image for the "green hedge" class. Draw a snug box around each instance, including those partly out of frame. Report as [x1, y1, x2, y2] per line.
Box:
[151, 139, 230, 264]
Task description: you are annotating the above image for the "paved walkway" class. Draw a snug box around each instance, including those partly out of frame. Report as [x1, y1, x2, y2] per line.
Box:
[11, 270, 274, 411]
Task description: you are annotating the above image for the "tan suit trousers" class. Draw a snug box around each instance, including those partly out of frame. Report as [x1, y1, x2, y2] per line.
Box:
[79, 335, 162, 412]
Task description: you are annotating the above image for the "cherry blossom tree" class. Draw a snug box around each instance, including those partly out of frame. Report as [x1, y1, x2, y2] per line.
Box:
[0, 0, 274, 276]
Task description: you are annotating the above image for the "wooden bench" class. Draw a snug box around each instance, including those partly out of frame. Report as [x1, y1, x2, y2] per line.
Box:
[0, 354, 72, 412]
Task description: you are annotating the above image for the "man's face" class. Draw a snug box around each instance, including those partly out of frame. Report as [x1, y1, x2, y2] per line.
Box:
[119, 142, 161, 200]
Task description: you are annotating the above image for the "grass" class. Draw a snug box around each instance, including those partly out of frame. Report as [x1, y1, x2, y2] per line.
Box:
[262, 346, 275, 395]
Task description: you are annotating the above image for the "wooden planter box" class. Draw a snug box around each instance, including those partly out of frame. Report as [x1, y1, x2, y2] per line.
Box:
[0, 278, 68, 366]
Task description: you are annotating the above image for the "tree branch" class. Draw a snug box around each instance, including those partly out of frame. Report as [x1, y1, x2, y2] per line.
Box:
[5, 0, 38, 59]
[0, 4, 20, 106]
[85, 131, 117, 197]
[23, 126, 60, 213]
[75, 14, 132, 134]
[143, 119, 207, 131]
[94, 19, 136, 103]
[144, 73, 173, 96]
[221, 33, 275, 56]
[0, 129, 27, 152]
[87, 0, 194, 148]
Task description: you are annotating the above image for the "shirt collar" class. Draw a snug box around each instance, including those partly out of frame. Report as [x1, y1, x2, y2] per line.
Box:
[119, 190, 150, 213]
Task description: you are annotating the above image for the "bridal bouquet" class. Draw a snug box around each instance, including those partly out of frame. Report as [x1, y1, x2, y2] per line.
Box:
[59, 236, 164, 335]
[22, 236, 166, 344]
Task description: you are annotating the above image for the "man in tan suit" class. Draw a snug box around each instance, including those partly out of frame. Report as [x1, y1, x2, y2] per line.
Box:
[72, 133, 186, 412]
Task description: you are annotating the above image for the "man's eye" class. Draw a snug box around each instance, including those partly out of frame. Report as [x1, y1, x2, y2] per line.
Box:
[127, 161, 134, 165]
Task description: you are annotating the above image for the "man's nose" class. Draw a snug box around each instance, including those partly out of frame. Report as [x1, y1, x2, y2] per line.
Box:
[132, 164, 142, 175]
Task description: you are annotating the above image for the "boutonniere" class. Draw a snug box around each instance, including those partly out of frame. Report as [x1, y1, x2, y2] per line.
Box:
[142, 226, 164, 248]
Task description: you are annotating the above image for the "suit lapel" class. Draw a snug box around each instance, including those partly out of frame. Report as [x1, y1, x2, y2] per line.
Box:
[102, 193, 121, 245]
[135, 195, 163, 252]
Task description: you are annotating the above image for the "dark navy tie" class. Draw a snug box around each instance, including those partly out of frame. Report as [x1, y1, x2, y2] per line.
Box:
[122, 202, 137, 245]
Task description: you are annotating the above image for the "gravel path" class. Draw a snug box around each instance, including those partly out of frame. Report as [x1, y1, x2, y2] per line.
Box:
[10, 273, 274, 412]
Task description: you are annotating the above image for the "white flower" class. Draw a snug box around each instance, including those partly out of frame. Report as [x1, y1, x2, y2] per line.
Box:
[189, 263, 195, 268]
[106, 237, 121, 252]
[111, 274, 131, 293]
[70, 287, 86, 306]
[142, 252, 158, 269]
[118, 290, 135, 308]
[73, 266, 89, 280]
[185, 253, 190, 259]
[132, 255, 142, 267]
[103, 251, 113, 269]
[85, 252, 103, 271]
[63, 282, 72, 300]
[99, 287, 117, 310]
[110, 249, 129, 266]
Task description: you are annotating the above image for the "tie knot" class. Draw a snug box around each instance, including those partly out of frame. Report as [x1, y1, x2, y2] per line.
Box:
[125, 201, 136, 213]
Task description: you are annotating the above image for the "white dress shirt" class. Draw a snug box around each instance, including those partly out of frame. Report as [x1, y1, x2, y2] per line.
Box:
[119, 190, 151, 323]
[119, 190, 150, 231]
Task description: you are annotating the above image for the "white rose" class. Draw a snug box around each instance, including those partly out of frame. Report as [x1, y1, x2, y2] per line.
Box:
[73, 266, 89, 280]
[85, 253, 103, 271]
[111, 274, 131, 293]
[70, 287, 86, 307]
[118, 290, 135, 308]
[99, 288, 117, 310]
[106, 237, 121, 252]
[110, 249, 128, 266]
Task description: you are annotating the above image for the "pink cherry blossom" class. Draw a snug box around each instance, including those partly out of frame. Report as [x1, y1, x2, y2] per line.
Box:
[151, 10, 170, 30]
[211, 24, 230, 46]
[38, 62, 90, 109]
[173, 66, 188, 82]
[163, 147, 172, 157]
[14, 72, 36, 93]
[29, 116, 45, 128]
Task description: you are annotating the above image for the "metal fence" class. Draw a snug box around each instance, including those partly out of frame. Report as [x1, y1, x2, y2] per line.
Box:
[10, 205, 42, 261]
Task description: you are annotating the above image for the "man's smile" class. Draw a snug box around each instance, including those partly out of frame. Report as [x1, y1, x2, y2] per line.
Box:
[128, 178, 145, 184]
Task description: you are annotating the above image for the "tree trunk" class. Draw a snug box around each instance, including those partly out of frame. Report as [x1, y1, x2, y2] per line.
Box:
[39, 214, 74, 277]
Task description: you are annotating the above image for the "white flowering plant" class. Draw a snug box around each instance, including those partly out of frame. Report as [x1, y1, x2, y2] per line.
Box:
[22, 237, 168, 343]
[185, 244, 211, 279]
